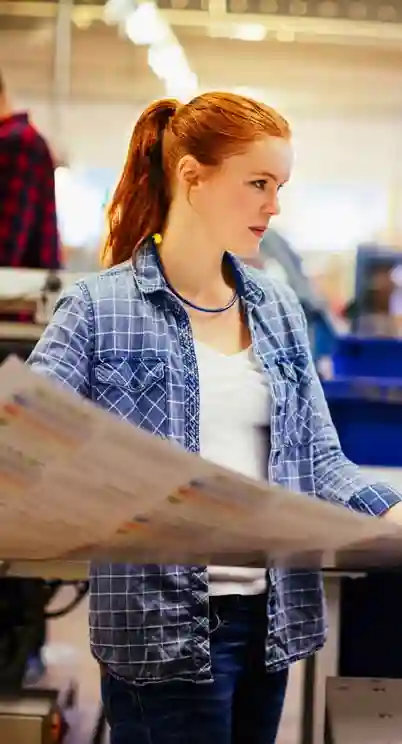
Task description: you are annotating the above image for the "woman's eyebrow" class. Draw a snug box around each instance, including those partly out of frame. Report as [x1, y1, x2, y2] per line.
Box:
[251, 171, 288, 186]
[251, 171, 277, 180]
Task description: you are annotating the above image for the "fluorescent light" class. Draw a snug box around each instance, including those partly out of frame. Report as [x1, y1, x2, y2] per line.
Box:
[106, 0, 198, 99]
[148, 42, 186, 79]
[104, 0, 134, 24]
[148, 43, 198, 96]
[125, 2, 169, 45]
[233, 23, 266, 41]
[165, 71, 198, 99]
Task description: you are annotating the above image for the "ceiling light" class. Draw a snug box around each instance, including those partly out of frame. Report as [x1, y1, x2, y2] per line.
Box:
[125, 2, 169, 45]
[104, 0, 134, 24]
[165, 73, 198, 99]
[148, 42, 186, 79]
[233, 23, 267, 41]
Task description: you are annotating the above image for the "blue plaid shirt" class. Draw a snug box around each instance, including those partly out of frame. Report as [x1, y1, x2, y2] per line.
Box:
[28, 238, 402, 683]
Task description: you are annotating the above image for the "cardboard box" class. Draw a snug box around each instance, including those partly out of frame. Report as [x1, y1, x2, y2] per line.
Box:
[326, 677, 402, 743]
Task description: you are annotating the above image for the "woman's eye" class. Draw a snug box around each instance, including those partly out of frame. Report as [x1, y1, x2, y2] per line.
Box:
[252, 180, 267, 190]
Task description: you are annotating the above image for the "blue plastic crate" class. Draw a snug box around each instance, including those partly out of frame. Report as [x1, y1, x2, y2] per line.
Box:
[333, 336, 402, 379]
[322, 377, 402, 467]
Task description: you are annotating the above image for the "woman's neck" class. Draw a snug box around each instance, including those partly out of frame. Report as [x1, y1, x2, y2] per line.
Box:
[158, 214, 234, 306]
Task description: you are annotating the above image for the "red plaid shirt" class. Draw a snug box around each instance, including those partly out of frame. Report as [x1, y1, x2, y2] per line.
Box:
[0, 112, 60, 269]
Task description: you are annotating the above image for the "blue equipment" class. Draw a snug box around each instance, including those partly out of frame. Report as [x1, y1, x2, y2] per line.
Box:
[323, 242, 402, 467]
[259, 229, 339, 360]
[258, 234, 402, 466]
[259, 235, 402, 684]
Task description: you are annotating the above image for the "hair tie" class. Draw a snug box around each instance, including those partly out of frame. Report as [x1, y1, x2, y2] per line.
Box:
[146, 139, 164, 188]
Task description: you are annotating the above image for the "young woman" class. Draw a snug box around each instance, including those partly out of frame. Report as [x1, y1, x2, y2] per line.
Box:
[28, 92, 402, 744]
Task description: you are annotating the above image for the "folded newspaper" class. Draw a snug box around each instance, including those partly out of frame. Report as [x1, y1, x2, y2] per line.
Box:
[0, 355, 401, 571]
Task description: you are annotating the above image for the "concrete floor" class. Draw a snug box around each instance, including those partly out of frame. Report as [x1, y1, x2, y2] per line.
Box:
[47, 588, 304, 744]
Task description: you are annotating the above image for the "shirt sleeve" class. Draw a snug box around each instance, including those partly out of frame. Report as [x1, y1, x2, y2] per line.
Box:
[27, 282, 92, 397]
[35, 143, 61, 269]
[290, 290, 402, 516]
[8, 133, 60, 269]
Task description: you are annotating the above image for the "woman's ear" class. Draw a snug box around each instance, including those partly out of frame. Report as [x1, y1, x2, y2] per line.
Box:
[176, 155, 206, 191]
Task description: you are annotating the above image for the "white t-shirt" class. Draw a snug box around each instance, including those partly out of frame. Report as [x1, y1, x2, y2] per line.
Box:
[195, 339, 271, 596]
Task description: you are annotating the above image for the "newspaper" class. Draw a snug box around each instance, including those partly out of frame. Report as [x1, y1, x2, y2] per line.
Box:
[0, 355, 401, 569]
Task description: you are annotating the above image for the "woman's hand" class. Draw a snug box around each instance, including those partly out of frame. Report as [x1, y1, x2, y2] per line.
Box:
[382, 502, 402, 527]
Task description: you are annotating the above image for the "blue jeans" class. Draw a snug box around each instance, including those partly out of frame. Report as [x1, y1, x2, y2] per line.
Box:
[100, 593, 289, 744]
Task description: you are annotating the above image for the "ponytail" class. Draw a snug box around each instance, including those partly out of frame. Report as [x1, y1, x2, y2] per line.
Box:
[101, 98, 180, 268]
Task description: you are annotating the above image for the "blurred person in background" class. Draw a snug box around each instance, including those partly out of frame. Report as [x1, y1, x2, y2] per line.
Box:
[0, 69, 60, 269]
[0, 69, 60, 681]
[343, 266, 397, 336]
[28, 93, 402, 744]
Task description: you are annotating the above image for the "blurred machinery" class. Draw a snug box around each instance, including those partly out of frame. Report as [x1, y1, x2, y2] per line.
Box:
[319, 242, 402, 719]
[260, 232, 402, 361]
[0, 268, 107, 743]
[0, 573, 88, 743]
[259, 236, 402, 742]
[0, 269, 85, 360]
[345, 241, 402, 337]
[259, 229, 342, 363]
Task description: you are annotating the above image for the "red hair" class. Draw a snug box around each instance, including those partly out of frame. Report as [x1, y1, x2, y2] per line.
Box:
[102, 92, 291, 268]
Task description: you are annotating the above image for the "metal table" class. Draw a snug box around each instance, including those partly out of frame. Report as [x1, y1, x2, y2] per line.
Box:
[301, 466, 402, 744]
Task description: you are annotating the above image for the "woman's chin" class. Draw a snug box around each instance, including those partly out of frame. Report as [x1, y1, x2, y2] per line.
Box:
[230, 233, 263, 259]
[236, 242, 263, 261]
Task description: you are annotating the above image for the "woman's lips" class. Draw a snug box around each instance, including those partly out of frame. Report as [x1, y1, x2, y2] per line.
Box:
[249, 227, 266, 238]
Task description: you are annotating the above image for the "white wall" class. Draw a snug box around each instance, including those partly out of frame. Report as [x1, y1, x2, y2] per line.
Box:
[7, 20, 402, 266]
[20, 95, 402, 267]
[4, 21, 402, 179]
[21, 97, 402, 184]
[18, 99, 142, 169]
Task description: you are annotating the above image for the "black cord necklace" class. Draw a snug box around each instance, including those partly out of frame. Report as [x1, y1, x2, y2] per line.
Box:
[152, 234, 239, 314]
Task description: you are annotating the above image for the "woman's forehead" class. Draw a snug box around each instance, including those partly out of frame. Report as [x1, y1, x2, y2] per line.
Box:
[223, 137, 293, 183]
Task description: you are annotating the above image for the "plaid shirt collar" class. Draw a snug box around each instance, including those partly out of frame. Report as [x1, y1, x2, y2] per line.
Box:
[0, 111, 29, 135]
[131, 236, 265, 307]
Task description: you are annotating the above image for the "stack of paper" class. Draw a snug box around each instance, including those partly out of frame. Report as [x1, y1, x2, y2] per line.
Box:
[0, 356, 400, 568]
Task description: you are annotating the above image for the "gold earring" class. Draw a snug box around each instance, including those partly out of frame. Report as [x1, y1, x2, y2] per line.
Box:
[153, 233, 162, 245]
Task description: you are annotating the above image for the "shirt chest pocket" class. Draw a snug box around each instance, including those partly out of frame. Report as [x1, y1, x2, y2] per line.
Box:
[92, 356, 168, 437]
[273, 352, 314, 448]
